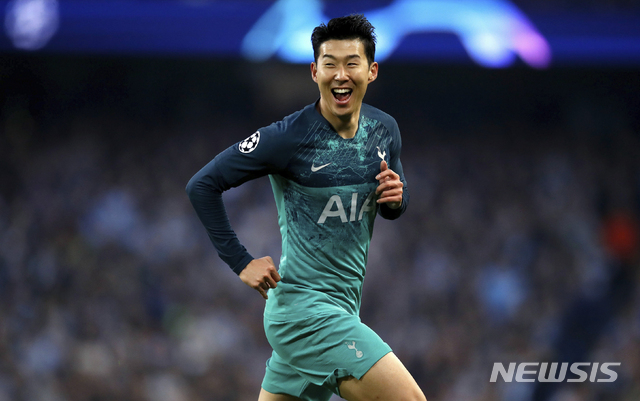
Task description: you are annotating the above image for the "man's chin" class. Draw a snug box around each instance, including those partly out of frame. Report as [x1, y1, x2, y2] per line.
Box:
[330, 101, 355, 114]
[333, 108, 355, 120]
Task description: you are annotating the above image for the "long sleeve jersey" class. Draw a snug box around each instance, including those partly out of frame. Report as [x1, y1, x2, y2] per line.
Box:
[186, 101, 408, 320]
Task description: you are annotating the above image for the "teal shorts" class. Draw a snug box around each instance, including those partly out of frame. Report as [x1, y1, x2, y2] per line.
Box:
[261, 312, 392, 401]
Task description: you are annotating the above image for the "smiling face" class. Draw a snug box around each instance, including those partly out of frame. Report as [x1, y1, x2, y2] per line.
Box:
[311, 39, 378, 137]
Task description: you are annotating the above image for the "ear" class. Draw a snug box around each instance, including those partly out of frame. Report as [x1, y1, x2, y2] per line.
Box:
[310, 62, 318, 83]
[368, 61, 379, 83]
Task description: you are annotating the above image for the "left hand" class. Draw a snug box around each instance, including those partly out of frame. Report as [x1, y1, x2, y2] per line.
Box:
[375, 160, 403, 209]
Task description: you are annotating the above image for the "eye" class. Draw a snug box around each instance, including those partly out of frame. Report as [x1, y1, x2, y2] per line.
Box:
[325, 63, 334, 67]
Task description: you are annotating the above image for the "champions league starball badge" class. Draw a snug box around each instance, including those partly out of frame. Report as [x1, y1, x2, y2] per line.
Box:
[239, 131, 260, 153]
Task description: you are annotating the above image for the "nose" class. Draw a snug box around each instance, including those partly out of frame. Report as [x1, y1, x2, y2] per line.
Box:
[334, 65, 348, 81]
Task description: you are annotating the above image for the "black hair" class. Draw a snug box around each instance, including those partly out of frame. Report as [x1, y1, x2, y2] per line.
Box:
[311, 14, 376, 65]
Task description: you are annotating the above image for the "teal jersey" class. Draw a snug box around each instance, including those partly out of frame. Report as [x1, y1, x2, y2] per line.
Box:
[186, 101, 408, 320]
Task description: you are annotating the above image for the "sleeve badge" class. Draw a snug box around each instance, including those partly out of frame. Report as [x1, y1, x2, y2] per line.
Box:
[238, 131, 260, 154]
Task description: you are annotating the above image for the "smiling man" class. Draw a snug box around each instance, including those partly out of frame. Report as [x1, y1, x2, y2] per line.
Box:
[311, 33, 377, 140]
[186, 14, 424, 401]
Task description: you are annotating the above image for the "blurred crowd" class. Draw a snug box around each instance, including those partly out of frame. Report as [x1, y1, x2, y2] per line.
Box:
[0, 56, 639, 401]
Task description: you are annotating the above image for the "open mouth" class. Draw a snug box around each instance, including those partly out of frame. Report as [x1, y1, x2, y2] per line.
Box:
[332, 88, 352, 104]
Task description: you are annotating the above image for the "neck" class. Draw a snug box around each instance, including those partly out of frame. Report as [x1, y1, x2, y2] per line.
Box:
[316, 100, 360, 139]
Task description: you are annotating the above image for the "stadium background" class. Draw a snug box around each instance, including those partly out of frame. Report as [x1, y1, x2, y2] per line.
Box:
[0, 1, 639, 400]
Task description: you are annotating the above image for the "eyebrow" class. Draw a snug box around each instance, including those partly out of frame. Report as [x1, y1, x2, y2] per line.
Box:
[321, 54, 361, 61]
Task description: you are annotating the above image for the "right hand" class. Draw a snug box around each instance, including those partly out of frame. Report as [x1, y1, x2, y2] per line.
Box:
[239, 256, 281, 300]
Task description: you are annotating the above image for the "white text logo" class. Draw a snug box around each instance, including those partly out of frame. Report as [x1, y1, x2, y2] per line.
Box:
[317, 192, 375, 224]
[490, 362, 620, 383]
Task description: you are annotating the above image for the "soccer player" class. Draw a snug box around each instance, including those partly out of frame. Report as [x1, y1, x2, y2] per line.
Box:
[186, 14, 426, 401]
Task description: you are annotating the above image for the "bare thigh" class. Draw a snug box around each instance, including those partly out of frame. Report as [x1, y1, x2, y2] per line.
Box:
[338, 352, 427, 401]
[258, 388, 302, 401]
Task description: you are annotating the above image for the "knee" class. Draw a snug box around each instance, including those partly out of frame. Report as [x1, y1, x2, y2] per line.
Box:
[390, 387, 426, 401]
[404, 388, 427, 401]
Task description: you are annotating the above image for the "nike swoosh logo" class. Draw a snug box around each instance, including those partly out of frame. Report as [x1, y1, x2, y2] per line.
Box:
[311, 162, 332, 172]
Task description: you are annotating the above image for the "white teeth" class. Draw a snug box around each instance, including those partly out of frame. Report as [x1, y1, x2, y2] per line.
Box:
[332, 88, 352, 94]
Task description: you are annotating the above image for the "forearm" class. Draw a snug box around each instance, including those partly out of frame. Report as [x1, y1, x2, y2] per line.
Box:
[186, 161, 253, 274]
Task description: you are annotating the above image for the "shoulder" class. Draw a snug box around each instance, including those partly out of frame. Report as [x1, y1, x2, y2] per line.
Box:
[258, 103, 316, 139]
[361, 103, 400, 135]
[236, 103, 317, 169]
